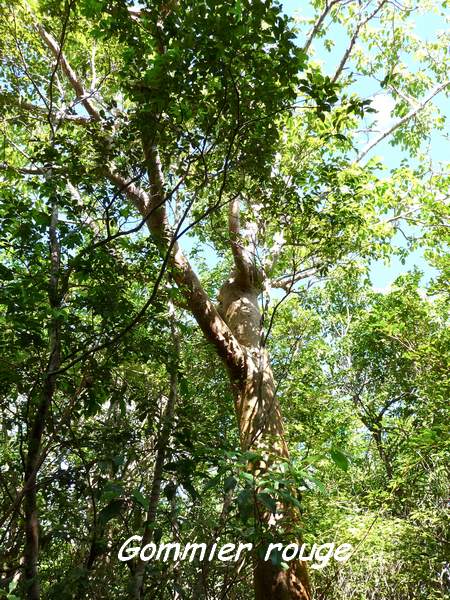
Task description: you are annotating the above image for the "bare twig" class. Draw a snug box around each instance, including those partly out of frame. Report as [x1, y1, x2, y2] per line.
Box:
[357, 80, 450, 162]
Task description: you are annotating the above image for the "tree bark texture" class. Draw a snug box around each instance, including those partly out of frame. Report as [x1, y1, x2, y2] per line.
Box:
[218, 271, 312, 600]
[124, 141, 312, 600]
[23, 204, 61, 600]
[35, 27, 312, 597]
[130, 304, 180, 599]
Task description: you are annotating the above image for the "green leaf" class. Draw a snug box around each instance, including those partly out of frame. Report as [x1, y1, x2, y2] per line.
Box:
[181, 479, 198, 500]
[98, 499, 123, 525]
[224, 475, 237, 492]
[330, 450, 350, 472]
[132, 488, 149, 511]
[101, 481, 124, 501]
[257, 492, 277, 515]
[269, 547, 283, 567]
[237, 488, 253, 523]
[304, 475, 326, 494]
[203, 473, 221, 492]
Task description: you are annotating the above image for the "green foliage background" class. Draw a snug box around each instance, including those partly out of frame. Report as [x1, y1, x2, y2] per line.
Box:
[0, 0, 448, 598]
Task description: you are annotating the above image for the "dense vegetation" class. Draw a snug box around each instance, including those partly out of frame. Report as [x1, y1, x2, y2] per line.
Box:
[0, 1, 448, 599]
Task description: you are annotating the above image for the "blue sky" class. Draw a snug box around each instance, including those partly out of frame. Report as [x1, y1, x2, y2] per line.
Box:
[279, 0, 449, 289]
[183, 2, 448, 292]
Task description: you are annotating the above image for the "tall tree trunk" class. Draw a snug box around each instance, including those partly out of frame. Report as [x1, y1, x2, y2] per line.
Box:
[372, 427, 393, 480]
[108, 141, 313, 598]
[111, 137, 312, 598]
[36, 18, 311, 599]
[23, 203, 61, 600]
[193, 490, 234, 598]
[130, 303, 179, 599]
[218, 273, 312, 600]
[114, 141, 312, 599]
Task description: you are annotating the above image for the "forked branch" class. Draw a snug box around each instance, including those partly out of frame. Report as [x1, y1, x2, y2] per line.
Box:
[357, 80, 450, 162]
[32, 12, 247, 382]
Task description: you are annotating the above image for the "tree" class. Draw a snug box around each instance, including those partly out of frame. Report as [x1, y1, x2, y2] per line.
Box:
[291, 271, 449, 600]
[0, 0, 448, 599]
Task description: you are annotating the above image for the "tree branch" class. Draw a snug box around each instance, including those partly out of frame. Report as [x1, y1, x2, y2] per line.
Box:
[303, 0, 343, 54]
[29, 9, 101, 121]
[111, 158, 247, 381]
[332, 0, 388, 84]
[271, 264, 321, 291]
[228, 196, 252, 280]
[29, 14, 248, 383]
[357, 80, 450, 162]
[0, 89, 91, 124]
